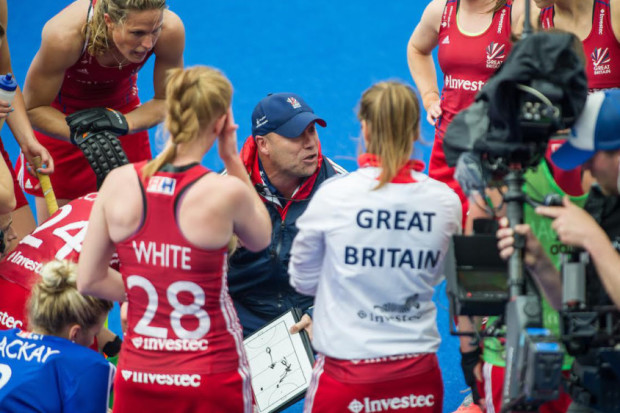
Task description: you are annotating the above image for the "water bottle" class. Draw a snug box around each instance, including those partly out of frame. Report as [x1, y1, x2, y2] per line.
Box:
[0, 73, 17, 130]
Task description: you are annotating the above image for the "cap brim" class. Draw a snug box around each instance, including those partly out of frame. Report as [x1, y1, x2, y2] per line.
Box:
[550, 141, 595, 171]
[274, 112, 326, 138]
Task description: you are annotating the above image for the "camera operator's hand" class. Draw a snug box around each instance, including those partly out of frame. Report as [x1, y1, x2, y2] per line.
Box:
[497, 217, 562, 309]
[425, 99, 442, 126]
[536, 196, 605, 250]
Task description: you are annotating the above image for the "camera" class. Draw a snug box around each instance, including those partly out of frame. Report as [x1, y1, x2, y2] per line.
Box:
[441, 30, 606, 412]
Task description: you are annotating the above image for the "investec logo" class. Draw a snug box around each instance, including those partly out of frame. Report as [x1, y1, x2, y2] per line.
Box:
[121, 370, 201, 388]
[131, 336, 209, 352]
[444, 75, 484, 92]
[348, 394, 435, 412]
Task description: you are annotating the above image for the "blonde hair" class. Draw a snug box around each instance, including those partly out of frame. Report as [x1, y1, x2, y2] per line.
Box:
[83, 0, 167, 56]
[27, 260, 113, 336]
[358, 81, 420, 189]
[142, 66, 233, 178]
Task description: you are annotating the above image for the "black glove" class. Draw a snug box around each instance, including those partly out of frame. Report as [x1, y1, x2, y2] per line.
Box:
[454, 151, 487, 198]
[74, 130, 129, 189]
[102, 335, 122, 358]
[66, 107, 129, 144]
[461, 347, 482, 405]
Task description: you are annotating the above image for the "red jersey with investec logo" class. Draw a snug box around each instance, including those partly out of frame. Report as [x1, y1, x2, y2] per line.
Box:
[437, 0, 513, 126]
[0, 193, 99, 331]
[540, 1, 620, 91]
[431, 0, 513, 225]
[115, 162, 249, 377]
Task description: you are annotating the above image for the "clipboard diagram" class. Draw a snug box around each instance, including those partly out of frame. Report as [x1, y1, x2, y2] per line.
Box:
[244, 308, 315, 413]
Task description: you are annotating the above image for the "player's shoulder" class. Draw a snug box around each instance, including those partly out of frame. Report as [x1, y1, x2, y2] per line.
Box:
[41, 0, 87, 57]
[424, 0, 449, 20]
[155, 9, 185, 52]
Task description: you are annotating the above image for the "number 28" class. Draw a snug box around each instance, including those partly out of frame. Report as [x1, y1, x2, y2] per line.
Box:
[127, 275, 210, 340]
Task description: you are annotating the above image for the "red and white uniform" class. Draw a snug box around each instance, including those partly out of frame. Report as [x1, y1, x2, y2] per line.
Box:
[540, 1, 620, 91]
[1, 142, 28, 210]
[289, 154, 462, 412]
[433, 0, 513, 223]
[16, 0, 152, 200]
[0, 193, 98, 330]
[113, 162, 251, 413]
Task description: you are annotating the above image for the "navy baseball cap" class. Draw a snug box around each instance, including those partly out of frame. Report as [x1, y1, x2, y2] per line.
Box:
[251, 93, 326, 138]
[552, 90, 620, 170]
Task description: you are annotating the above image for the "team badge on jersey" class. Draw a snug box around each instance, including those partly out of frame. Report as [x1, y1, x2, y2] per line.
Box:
[486, 42, 506, 69]
[146, 176, 176, 195]
[592, 48, 612, 75]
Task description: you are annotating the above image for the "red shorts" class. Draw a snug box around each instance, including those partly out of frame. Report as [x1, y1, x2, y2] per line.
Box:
[304, 353, 443, 413]
[479, 362, 572, 413]
[0, 275, 30, 330]
[113, 367, 252, 413]
[17, 102, 151, 200]
[430, 119, 467, 227]
[0, 139, 28, 209]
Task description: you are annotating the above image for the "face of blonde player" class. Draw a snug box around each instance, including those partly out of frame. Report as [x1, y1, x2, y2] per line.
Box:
[583, 149, 620, 196]
[264, 123, 320, 180]
[73, 314, 107, 348]
[107, 9, 164, 64]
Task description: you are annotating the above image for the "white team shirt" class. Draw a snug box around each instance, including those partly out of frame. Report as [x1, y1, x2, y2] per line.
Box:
[289, 166, 462, 359]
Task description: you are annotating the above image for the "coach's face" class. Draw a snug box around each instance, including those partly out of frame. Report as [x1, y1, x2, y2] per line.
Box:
[583, 149, 620, 196]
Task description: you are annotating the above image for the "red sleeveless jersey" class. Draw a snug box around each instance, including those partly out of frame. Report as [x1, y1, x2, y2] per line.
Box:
[116, 162, 249, 377]
[437, 0, 513, 125]
[540, 1, 620, 91]
[0, 193, 100, 330]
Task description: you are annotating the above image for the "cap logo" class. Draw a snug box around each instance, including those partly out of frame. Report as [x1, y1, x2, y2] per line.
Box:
[287, 97, 301, 109]
[255, 115, 268, 128]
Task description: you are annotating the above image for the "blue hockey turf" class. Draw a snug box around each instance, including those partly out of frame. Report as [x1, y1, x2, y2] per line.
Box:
[6, 1, 465, 411]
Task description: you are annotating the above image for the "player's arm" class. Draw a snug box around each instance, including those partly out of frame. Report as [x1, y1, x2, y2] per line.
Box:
[23, 5, 84, 142]
[123, 10, 184, 133]
[288, 192, 329, 297]
[216, 110, 271, 252]
[77, 170, 126, 302]
[512, 0, 544, 37]
[0, 146, 15, 213]
[0, 0, 54, 174]
[407, 0, 443, 124]
[612, 0, 620, 43]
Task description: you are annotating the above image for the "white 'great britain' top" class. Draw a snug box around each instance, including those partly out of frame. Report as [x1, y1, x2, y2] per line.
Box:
[289, 161, 462, 359]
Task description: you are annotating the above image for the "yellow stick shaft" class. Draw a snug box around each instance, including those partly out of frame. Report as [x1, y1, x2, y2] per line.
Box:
[32, 156, 58, 216]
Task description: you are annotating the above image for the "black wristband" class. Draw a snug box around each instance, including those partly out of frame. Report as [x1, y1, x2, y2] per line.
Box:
[102, 335, 122, 358]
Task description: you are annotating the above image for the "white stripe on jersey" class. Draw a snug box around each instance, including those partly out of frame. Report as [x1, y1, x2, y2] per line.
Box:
[219, 261, 252, 412]
[483, 362, 496, 413]
[303, 354, 325, 413]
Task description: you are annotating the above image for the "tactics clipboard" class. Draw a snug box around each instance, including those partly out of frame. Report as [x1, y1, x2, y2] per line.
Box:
[243, 308, 315, 413]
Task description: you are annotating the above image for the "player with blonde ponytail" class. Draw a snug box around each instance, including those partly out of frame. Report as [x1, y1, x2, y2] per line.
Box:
[78, 65, 271, 412]
[0, 260, 114, 412]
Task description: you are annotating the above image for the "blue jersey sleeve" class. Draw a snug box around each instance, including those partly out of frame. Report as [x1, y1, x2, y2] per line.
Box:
[61, 357, 115, 413]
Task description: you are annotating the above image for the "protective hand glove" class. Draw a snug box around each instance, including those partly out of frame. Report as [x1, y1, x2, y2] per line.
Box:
[66, 107, 129, 144]
[455, 151, 487, 198]
[74, 130, 129, 189]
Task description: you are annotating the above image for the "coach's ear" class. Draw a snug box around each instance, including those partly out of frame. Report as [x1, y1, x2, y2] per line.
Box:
[67, 324, 81, 343]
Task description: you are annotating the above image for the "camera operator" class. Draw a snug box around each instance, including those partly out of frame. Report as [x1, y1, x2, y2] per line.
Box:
[498, 89, 620, 413]
[498, 89, 620, 310]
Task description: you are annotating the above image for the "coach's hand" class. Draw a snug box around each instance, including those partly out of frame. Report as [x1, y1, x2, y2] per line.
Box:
[290, 314, 313, 341]
[66, 107, 129, 144]
[74, 130, 129, 189]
